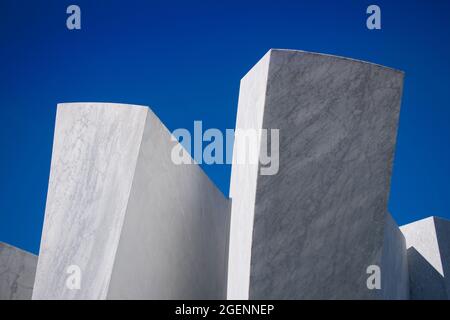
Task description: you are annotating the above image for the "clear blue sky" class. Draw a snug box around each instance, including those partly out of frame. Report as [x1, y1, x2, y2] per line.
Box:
[1, 0, 449, 254]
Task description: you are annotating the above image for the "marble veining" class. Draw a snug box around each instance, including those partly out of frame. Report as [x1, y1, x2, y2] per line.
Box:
[33, 102, 230, 300]
[228, 49, 406, 299]
[33, 103, 148, 299]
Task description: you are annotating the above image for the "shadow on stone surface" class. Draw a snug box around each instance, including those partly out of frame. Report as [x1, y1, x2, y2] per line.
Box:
[407, 247, 447, 300]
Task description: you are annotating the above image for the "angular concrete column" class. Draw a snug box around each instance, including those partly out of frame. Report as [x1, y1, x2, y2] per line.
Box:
[381, 214, 410, 299]
[0, 242, 37, 300]
[33, 103, 230, 300]
[228, 49, 406, 299]
[401, 216, 450, 299]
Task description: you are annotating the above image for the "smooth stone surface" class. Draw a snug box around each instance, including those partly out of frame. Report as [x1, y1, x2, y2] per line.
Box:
[401, 216, 450, 299]
[227, 51, 270, 300]
[228, 49, 406, 299]
[380, 213, 409, 299]
[107, 108, 230, 300]
[0, 242, 37, 300]
[33, 103, 230, 299]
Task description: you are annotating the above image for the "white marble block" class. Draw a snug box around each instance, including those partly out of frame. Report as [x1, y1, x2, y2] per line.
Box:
[401, 216, 450, 299]
[33, 103, 230, 300]
[227, 49, 407, 299]
[0, 242, 37, 300]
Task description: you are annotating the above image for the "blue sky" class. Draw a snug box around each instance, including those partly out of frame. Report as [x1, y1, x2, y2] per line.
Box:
[1, 0, 449, 254]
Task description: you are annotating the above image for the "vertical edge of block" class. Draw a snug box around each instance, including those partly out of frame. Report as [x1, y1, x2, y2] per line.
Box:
[433, 217, 450, 298]
[379, 213, 409, 299]
[227, 50, 272, 300]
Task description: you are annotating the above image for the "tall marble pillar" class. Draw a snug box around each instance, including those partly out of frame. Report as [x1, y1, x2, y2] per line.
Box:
[401, 216, 450, 299]
[0, 242, 37, 300]
[33, 103, 230, 300]
[227, 49, 407, 299]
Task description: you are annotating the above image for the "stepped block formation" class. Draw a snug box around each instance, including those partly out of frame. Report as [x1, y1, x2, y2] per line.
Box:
[228, 49, 407, 299]
[401, 216, 450, 299]
[0, 242, 37, 300]
[1, 49, 449, 300]
[32, 103, 230, 299]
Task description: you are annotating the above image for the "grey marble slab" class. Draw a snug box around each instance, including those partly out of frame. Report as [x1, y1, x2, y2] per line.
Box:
[33, 103, 230, 299]
[0, 242, 37, 300]
[228, 49, 406, 299]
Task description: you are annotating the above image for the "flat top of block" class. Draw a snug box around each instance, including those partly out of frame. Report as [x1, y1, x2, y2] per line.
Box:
[0, 241, 37, 257]
[54, 102, 229, 200]
[400, 215, 450, 228]
[268, 48, 404, 74]
[433, 215, 450, 223]
[57, 102, 149, 110]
